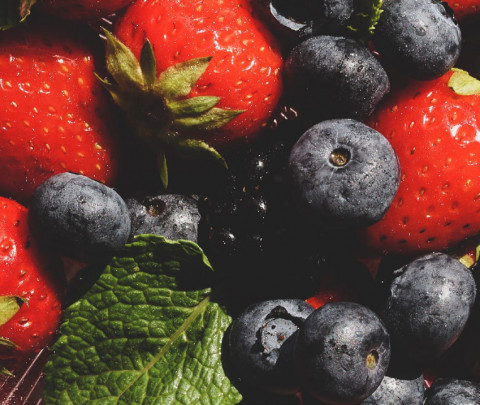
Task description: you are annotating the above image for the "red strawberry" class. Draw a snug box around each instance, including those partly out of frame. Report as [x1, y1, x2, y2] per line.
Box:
[361, 68, 480, 256]
[41, 0, 134, 20]
[112, 0, 283, 149]
[445, 0, 480, 21]
[0, 197, 64, 361]
[0, 23, 119, 203]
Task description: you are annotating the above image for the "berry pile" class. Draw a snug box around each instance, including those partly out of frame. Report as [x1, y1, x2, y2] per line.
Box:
[1, 0, 480, 404]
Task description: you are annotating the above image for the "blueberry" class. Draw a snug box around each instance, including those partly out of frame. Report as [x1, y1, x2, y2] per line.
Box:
[285, 35, 390, 121]
[424, 378, 480, 405]
[288, 119, 400, 229]
[373, 0, 461, 79]
[228, 299, 314, 395]
[360, 372, 425, 404]
[294, 302, 390, 404]
[29, 172, 131, 263]
[379, 252, 476, 364]
[126, 194, 200, 242]
[253, 0, 355, 43]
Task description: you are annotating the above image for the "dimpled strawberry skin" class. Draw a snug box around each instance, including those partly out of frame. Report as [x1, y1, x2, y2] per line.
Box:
[362, 70, 480, 256]
[0, 197, 64, 354]
[114, 0, 284, 148]
[0, 25, 119, 203]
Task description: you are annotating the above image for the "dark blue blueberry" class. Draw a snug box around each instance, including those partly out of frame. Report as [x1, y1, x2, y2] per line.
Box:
[294, 302, 391, 404]
[29, 172, 131, 263]
[379, 252, 477, 364]
[285, 35, 390, 121]
[361, 372, 425, 404]
[288, 119, 400, 229]
[253, 0, 355, 43]
[126, 194, 200, 243]
[424, 378, 480, 405]
[373, 0, 461, 79]
[228, 299, 314, 395]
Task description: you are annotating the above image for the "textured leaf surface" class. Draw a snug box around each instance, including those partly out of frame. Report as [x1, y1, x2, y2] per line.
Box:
[42, 235, 241, 405]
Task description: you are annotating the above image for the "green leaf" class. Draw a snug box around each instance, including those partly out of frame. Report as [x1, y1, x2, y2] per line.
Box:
[171, 138, 228, 170]
[0, 296, 25, 327]
[174, 108, 243, 131]
[0, 0, 36, 30]
[103, 29, 145, 91]
[157, 150, 169, 189]
[155, 57, 212, 100]
[140, 40, 157, 88]
[168, 96, 221, 116]
[347, 0, 384, 43]
[448, 68, 480, 96]
[42, 235, 241, 405]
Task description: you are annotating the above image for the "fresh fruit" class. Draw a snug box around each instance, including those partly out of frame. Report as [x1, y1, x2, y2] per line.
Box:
[112, 0, 283, 149]
[0, 23, 119, 203]
[446, 0, 480, 21]
[40, 0, 133, 20]
[126, 194, 201, 243]
[362, 69, 480, 256]
[0, 197, 64, 358]
[228, 299, 314, 395]
[28, 172, 131, 263]
[294, 301, 391, 404]
[424, 378, 480, 404]
[288, 119, 400, 229]
[284, 35, 390, 121]
[379, 252, 476, 364]
[373, 0, 461, 79]
[361, 372, 425, 404]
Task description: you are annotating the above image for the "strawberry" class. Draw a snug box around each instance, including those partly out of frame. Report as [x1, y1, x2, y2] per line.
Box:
[40, 0, 134, 20]
[0, 197, 64, 366]
[113, 0, 283, 148]
[0, 23, 119, 203]
[446, 0, 480, 21]
[361, 68, 480, 256]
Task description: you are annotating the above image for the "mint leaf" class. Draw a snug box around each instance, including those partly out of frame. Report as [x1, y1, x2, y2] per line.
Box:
[42, 235, 242, 405]
[0, 0, 36, 30]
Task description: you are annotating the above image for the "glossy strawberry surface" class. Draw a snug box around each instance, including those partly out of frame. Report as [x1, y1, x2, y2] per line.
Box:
[447, 0, 480, 21]
[363, 70, 480, 256]
[0, 197, 64, 355]
[0, 24, 119, 203]
[114, 0, 283, 148]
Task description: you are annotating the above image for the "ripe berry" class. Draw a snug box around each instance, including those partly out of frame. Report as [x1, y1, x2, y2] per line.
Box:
[361, 372, 425, 404]
[228, 299, 314, 395]
[285, 35, 390, 121]
[294, 302, 391, 404]
[379, 252, 476, 364]
[373, 0, 461, 79]
[29, 172, 131, 263]
[424, 378, 480, 404]
[126, 194, 201, 243]
[289, 119, 400, 229]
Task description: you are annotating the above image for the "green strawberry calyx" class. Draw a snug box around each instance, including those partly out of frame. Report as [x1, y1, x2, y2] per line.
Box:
[448, 68, 480, 96]
[0, 0, 36, 30]
[0, 295, 26, 328]
[347, 0, 384, 44]
[98, 30, 243, 188]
